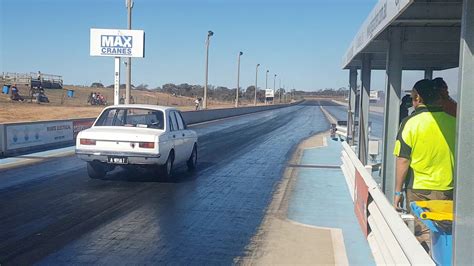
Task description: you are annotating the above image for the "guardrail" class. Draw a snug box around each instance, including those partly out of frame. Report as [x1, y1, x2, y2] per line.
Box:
[340, 141, 434, 265]
[0, 101, 302, 157]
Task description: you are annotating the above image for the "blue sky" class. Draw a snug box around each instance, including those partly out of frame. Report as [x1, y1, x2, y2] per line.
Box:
[0, 0, 458, 93]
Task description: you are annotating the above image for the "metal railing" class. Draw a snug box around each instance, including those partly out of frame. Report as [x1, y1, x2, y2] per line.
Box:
[1, 72, 31, 85]
[340, 141, 434, 265]
[2, 72, 63, 87]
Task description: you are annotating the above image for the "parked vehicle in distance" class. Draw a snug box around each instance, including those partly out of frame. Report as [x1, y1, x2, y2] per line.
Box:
[75, 105, 198, 179]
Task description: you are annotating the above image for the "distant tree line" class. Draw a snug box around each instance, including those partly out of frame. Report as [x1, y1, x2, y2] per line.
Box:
[89, 81, 347, 101]
[91, 83, 150, 91]
[301, 87, 349, 97]
[90, 81, 294, 102]
[160, 83, 273, 102]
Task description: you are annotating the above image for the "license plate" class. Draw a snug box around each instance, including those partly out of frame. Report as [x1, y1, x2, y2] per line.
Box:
[108, 156, 128, 164]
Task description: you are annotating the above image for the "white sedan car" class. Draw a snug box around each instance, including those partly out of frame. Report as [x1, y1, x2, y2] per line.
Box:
[76, 105, 198, 179]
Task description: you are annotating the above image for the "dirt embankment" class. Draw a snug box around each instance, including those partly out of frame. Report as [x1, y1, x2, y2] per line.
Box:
[0, 85, 241, 123]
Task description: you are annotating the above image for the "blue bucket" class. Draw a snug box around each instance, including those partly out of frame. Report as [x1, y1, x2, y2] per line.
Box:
[2, 85, 10, 94]
[67, 90, 75, 98]
[431, 230, 452, 266]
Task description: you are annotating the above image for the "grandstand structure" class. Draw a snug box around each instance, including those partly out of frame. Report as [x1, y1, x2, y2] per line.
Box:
[1, 72, 63, 89]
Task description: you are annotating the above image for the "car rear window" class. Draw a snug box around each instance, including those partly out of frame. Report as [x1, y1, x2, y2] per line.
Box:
[95, 108, 165, 130]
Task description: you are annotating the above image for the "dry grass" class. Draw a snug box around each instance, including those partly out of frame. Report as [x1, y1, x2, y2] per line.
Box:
[0, 85, 243, 123]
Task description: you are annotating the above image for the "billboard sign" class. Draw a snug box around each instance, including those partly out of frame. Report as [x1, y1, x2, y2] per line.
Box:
[265, 89, 274, 98]
[90, 28, 145, 58]
[6, 121, 73, 150]
[73, 119, 95, 139]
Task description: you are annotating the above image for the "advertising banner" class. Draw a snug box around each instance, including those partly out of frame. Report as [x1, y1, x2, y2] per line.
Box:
[265, 89, 274, 98]
[73, 119, 95, 139]
[354, 170, 369, 237]
[90, 28, 145, 58]
[6, 121, 73, 150]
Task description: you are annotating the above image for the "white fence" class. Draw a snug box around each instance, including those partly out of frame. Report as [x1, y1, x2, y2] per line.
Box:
[340, 141, 434, 265]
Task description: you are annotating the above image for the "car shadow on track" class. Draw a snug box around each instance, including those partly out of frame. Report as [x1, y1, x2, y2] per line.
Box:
[96, 162, 215, 184]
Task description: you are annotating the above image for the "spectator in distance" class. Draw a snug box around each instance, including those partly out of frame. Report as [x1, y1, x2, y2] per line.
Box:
[10, 84, 24, 101]
[399, 94, 412, 124]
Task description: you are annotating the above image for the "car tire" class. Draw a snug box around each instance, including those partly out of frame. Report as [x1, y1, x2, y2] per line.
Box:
[87, 161, 107, 179]
[159, 151, 174, 179]
[187, 144, 197, 172]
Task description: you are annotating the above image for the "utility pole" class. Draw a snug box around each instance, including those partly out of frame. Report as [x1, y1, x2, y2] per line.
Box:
[203, 30, 214, 109]
[273, 74, 277, 104]
[265, 70, 269, 105]
[279, 78, 282, 103]
[254, 64, 260, 106]
[125, 0, 133, 104]
[235, 51, 243, 108]
[283, 86, 286, 103]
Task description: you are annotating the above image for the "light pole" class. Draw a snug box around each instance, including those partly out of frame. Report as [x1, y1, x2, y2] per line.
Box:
[235, 51, 243, 108]
[203, 30, 214, 109]
[125, 0, 134, 104]
[279, 78, 282, 103]
[254, 64, 260, 106]
[265, 70, 269, 104]
[273, 74, 277, 104]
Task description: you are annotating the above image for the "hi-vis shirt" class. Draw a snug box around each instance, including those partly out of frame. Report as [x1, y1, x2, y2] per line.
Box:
[393, 105, 456, 190]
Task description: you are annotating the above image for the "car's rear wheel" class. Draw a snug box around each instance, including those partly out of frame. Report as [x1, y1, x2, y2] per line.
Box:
[159, 151, 174, 179]
[87, 161, 107, 179]
[187, 144, 197, 172]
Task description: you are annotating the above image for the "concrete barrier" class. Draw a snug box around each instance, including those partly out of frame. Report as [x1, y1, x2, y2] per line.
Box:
[0, 102, 302, 157]
[0, 124, 5, 157]
[0, 119, 94, 157]
[181, 103, 297, 125]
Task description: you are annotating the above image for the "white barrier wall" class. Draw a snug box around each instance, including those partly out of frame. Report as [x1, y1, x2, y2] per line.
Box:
[0, 119, 95, 157]
[0, 102, 301, 157]
[340, 142, 434, 265]
[0, 124, 5, 157]
[181, 103, 294, 125]
[6, 121, 73, 150]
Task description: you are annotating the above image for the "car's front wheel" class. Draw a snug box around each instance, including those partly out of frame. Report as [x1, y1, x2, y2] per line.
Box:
[187, 144, 197, 172]
[87, 161, 107, 179]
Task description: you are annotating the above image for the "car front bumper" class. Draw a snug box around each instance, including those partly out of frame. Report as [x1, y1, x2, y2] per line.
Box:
[76, 149, 162, 165]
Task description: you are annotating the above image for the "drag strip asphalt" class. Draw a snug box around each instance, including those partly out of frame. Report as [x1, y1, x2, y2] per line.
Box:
[0, 100, 337, 264]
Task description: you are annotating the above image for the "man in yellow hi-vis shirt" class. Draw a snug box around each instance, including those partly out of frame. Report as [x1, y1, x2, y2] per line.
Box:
[393, 79, 456, 251]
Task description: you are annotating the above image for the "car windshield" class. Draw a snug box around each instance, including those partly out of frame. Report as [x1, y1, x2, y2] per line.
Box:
[95, 108, 164, 130]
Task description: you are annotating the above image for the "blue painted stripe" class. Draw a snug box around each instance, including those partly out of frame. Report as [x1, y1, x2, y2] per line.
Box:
[287, 139, 375, 265]
[0, 146, 75, 166]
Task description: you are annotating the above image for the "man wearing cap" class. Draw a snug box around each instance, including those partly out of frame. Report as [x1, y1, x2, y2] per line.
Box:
[393, 79, 456, 251]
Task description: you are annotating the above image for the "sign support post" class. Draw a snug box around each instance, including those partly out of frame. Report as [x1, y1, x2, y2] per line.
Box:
[114, 57, 121, 105]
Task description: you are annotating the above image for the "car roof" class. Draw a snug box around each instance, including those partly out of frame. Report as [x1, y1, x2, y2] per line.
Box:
[104, 104, 179, 112]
